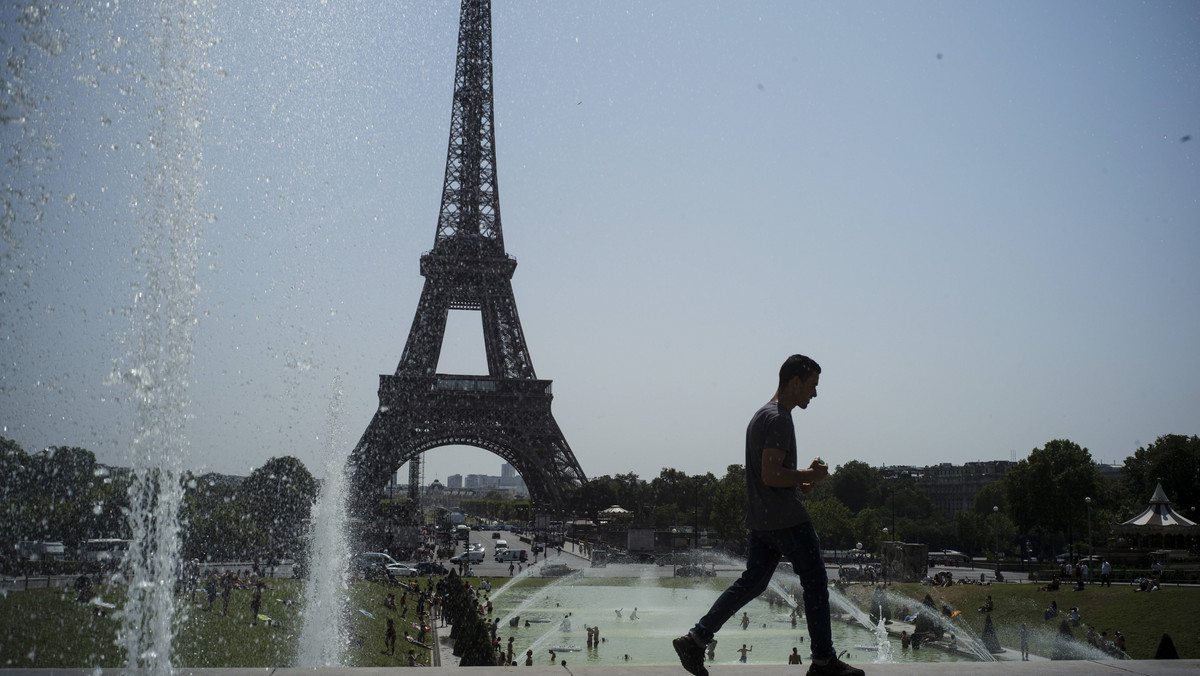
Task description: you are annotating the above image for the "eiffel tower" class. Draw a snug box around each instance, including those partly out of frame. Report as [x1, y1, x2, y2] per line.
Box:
[348, 0, 586, 517]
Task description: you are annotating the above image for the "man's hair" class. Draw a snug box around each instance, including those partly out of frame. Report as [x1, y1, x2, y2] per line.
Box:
[778, 354, 821, 390]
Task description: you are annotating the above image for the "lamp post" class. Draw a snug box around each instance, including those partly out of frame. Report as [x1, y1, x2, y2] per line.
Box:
[1085, 496, 1093, 583]
[891, 481, 897, 543]
[881, 528, 889, 584]
[993, 506, 1001, 581]
[1065, 470, 1074, 565]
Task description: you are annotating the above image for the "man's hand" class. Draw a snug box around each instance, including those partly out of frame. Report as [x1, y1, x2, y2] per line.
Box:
[809, 457, 830, 482]
[799, 482, 815, 494]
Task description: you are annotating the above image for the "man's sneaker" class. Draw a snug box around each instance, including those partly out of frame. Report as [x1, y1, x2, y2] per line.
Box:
[807, 655, 865, 676]
[673, 634, 708, 676]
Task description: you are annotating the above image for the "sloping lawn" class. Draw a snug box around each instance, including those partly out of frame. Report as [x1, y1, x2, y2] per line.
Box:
[872, 581, 1198, 659]
[0, 578, 434, 667]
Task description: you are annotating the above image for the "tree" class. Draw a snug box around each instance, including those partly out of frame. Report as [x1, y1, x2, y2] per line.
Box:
[239, 456, 317, 560]
[973, 481, 1007, 515]
[0, 438, 36, 550]
[710, 464, 746, 551]
[182, 473, 257, 560]
[852, 507, 883, 550]
[573, 475, 620, 517]
[1122, 434, 1200, 512]
[971, 483, 1017, 559]
[806, 497, 854, 550]
[611, 472, 650, 518]
[1003, 439, 1103, 558]
[650, 467, 692, 510]
[829, 460, 883, 513]
[81, 470, 132, 543]
[650, 468, 718, 532]
[890, 478, 934, 521]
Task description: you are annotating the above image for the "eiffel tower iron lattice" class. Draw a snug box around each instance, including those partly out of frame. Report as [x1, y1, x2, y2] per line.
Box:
[348, 0, 586, 517]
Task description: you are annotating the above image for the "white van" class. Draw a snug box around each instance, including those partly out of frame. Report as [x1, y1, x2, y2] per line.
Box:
[495, 548, 527, 563]
[494, 539, 509, 552]
[451, 550, 485, 565]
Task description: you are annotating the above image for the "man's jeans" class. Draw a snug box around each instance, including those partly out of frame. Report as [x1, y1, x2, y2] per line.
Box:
[691, 521, 833, 661]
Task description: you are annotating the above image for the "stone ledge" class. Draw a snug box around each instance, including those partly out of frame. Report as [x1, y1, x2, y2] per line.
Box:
[3, 661, 1199, 676]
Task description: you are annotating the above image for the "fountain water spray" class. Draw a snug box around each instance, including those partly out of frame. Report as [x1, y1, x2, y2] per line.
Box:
[873, 606, 894, 663]
[115, 1, 213, 673]
[498, 572, 581, 627]
[868, 587, 997, 661]
[485, 561, 539, 607]
[297, 375, 352, 666]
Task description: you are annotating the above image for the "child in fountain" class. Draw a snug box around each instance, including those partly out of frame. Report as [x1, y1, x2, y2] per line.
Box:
[674, 355, 863, 676]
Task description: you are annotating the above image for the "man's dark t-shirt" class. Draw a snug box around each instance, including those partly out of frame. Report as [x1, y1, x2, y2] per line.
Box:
[744, 401, 811, 531]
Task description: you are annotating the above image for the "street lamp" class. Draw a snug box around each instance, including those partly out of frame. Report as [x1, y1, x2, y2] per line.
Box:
[1085, 497, 1093, 583]
[993, 506, 1001, 581]
[890, 481, 897, 543]
[881, 528, 889, 583]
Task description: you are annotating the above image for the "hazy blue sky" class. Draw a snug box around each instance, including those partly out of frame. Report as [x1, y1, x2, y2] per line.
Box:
[2, 1, 1197, 488]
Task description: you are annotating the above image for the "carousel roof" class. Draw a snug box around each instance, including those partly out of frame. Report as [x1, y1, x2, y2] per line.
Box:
[1118, 480, 1199, 531]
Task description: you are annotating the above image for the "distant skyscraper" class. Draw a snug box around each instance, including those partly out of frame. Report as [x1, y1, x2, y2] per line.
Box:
[501, 463, 515, 479]
[448, 474, 463, 490]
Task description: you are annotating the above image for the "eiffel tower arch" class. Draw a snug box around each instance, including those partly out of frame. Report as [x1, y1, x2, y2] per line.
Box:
[348, 0, 586, 517]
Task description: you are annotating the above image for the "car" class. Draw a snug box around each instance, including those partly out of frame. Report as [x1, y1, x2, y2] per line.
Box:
[541, 563, 577, 577]
[355, 552, 418, 580]
[450, 550, 485, 565]
[468, 542, 484, 552]
[387, 564, 420, 578]
[491, 531, 502, 539]
[356, 552, 402, 575]
[416, 561, 449, 576]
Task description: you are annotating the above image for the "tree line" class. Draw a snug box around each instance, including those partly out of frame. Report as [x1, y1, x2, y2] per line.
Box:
[0, 437, 317, 569]
[2, 433, 1195, 569]
[564, 434, 1199, 560]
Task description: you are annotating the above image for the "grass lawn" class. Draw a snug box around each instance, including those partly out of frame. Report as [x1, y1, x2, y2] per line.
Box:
[844, 580, 1198, 660]
[0, 578, 435, 668]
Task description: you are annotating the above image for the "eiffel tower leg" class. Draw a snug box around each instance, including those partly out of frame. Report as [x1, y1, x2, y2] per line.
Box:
[397, 283, 449, 376]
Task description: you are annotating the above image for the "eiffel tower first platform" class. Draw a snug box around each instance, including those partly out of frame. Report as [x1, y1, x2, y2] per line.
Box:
[347, 0, 586, 516]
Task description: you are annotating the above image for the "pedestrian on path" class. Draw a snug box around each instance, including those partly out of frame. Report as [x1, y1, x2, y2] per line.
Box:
[673, 355, 863, 676]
